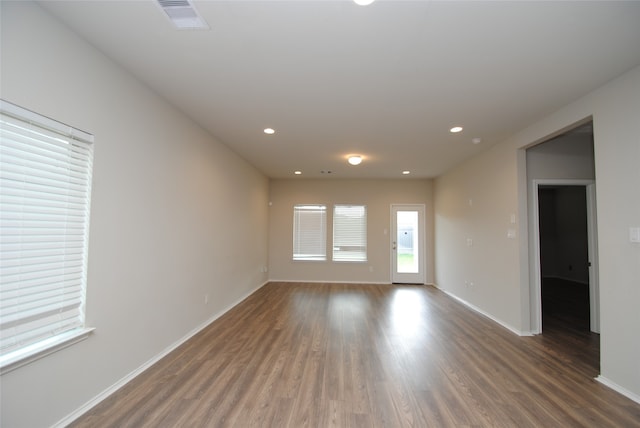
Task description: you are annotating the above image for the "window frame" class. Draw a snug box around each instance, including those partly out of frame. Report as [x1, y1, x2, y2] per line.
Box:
[0, 100, 95, 374]
[332, 204, 367, 262]
[292, 204, 327, 261]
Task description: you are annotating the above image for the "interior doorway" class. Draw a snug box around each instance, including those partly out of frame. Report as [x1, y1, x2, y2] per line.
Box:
[531, 179, 599, 334]
[537, 184, 596, 333]
[526, 119, 599, 335]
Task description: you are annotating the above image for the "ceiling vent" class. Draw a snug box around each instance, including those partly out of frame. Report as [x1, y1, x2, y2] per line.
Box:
[157, 0, 209, 30]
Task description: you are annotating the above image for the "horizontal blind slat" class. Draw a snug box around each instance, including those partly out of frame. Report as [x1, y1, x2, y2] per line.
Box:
[1, 279, 82, 301]
[1, 295, 83, 328]
[1, 312, 83, 354]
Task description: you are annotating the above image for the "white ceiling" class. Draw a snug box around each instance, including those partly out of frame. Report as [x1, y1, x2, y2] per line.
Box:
[38, 1, 640, 179]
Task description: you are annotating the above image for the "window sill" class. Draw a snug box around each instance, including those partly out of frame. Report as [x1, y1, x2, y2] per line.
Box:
[0, 327, 95, 375]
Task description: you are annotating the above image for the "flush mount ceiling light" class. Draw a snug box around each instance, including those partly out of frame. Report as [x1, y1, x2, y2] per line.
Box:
[353, 0, 375, 5]
[294, 171, 302, 175]
[348, 155, 363, 165]
[263, 128, 275, 135]
[472, 137, 482, 144]
[450, 126, 463, 133]
[402, 171, 411, 175]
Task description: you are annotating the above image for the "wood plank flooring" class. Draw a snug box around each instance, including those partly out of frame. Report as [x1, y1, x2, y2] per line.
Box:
[70, 282, 640, 427]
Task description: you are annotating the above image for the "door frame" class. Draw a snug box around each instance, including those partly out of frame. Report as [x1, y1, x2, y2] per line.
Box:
[530, 179, 599, 333]
[390, 204, 426, 284]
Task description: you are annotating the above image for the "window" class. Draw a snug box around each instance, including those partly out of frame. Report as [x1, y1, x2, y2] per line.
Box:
[333, 205, 367, 261]
[293, 205, 326, 261]
[0, 100, 94, 373]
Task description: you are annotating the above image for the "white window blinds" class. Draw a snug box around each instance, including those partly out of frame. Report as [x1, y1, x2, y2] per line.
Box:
[333, 205, 367, 261]
[0, 100, 94, 365]
[293, 205, 326, 261]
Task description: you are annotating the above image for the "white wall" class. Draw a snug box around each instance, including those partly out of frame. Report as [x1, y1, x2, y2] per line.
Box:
[434, 140, 522, 331]
[0, 3, 269, 427]
[526, 132, 595, 180]
[269, 179, 435, 284]
[435, 65, 640, 399]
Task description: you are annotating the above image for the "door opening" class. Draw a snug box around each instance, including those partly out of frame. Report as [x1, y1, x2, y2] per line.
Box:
[391, 204, 425, 284]
[532, 180, 599, 334]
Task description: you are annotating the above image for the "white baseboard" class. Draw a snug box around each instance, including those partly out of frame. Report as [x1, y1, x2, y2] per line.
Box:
[268, 279, 392, 285]
[596, 375, 640, 405]
[437, 287, 532, 337]
[53, 281, 269, 428]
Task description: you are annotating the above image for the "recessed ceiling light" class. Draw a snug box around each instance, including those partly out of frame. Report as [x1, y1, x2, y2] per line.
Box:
[450, 126, 463, 133]
[264, 128, 275, 135]
[402, 171, 411, 175]
[353, 0, 375, 5]
[348, 155, 363, 166]
[472, 137, 482, 144]
[294, 171, 302, 175]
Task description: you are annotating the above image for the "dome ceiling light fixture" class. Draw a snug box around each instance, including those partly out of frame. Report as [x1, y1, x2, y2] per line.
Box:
[348, 155, 363, 165]
[353, 0, 375, 5]
[263, 128, 275, 135]
[450, 126, 463, 133]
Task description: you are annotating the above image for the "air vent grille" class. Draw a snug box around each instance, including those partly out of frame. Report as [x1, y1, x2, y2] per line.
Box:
[158, 0, 190, 7]
[156, 0, 209, 30]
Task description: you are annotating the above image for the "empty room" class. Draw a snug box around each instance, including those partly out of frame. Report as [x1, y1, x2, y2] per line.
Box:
[1, 1, 640, 427]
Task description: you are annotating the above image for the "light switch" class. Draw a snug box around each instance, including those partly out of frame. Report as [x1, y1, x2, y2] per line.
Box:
[510, 214, 516, 224]
[467, 238, 473, 247]
[630, 227, 640, 243]
[507, 229, 516, 239]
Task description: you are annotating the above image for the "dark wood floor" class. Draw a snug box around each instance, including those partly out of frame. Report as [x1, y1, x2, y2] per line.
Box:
[542, 277, 591, 331]
[70, 282, 640, 427]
